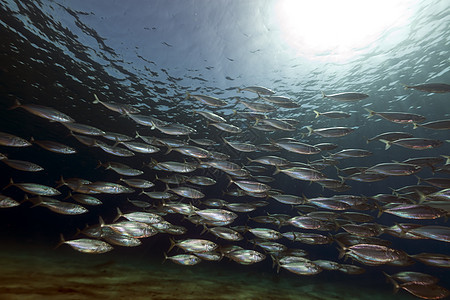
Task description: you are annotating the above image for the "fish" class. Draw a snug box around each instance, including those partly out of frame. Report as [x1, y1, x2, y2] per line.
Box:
[403, 83, 450, 93]
[227, 249, 266, 265]
[222, 138, 257, 152]
[168, 238, 218, 253]
[236, 99, 276, 112]
[238, 86, 275, 96]
[314, 110, 351, 119]
[164, 253, 201, 266]
[61, 122, 106, 136]
[58, 234, 113, 254]
[321, 91, 369, 101]
[306, 126, 355, 137]
[414, 119, 450, 130]
[2, 159, 44, 172]
[208, 122, 242, 133]
[0, 132, 31, 147]
[192, 110, 227, 123]
[30, 138, 77, 154]
[365, 163, 422, 176]
[380, 138, 443, 150]
[98, 161, 143, 176]
[4, 178, 61, 196]
[262, 96, 299, 108]
[365, 108, 426, 124]
[10, 99, 75, 122]
[93, 94, 140, 114]
[186, 93, 227, 107]
[367, 131, 414, 143]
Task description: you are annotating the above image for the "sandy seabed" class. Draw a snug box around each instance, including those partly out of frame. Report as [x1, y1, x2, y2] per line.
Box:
[0, 240, 417, 300]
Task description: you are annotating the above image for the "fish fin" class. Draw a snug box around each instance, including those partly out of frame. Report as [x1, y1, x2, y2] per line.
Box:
[441, 155, 450, 165]
[3, 178, 14, 191]
[63, 191, 72, 201]
[383, 271, 400, 294]
[272, 166, 281, 175]
[164, 145, 173, 155]
[379, 139, 391, 150]
[162, 252, 168, 263]
[55, 233, 66, 249]
[413, 122, 418, 129]
[93, 94, 100, 104]
[200, 224, 208, 235]
[313, 110, 320, 118]
[364, 108, 376, 118]
[401, 83, 410, 90]
[55, 175, 66, 188]
[305, 126, 313, 137]
[335, 239, 347, 260]
[98, 216, 105, 227]
[113, 207, 123, 222]
[167, 237, 176, 253]
[321, 91, 326, 98]
[374, 202, 384, 218]
[8, 99, 22, 110]
[415, 175, 422, 185]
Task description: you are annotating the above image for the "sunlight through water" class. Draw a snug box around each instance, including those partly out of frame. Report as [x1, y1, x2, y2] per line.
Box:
[274, 0, 418, 62]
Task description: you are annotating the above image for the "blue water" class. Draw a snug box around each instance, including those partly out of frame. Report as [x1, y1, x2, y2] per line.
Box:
[0, 0, 449, 299]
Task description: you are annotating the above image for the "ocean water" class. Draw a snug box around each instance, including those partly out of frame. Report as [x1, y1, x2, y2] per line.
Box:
[0, 0, 449, 299]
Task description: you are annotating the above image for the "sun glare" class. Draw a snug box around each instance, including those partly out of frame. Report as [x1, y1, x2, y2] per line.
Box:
[274, 0, 414, 61]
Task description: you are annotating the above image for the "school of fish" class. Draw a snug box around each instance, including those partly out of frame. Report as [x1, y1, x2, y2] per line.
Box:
[1, 82, 450, 299]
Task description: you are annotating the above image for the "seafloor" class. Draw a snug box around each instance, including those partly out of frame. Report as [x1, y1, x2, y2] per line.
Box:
[0, 239, 417, 300]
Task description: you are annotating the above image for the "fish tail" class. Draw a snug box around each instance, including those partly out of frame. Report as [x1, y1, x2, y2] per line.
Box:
[383, 271, 400, 294]
[364, 108, 376, 118]
[164, 145, 173, 155]
[63, 191, 72, 201]
[98, 216, 105, 227]
[113, 207, 123, 222]
[167, 237, 176, 253]
[401, 83, 410, 90]
[184, 92, 191, 100]
[379, 139, 391, 150]
[237, 88, 242, 93]
[200, 224, 208, 235]
[321, 91, 326, 98]
[95, 160, 103, 169]
[8, 99, 22, 110]
[441, 155, 450, 165]
[305, 126, 313, 137]
[93, 94, 100, 104]
[162, 252, 168, 263]
[55, 175, 66, 188]
[234, 97, 241, 105]
[412, 122, 418, 129]
[335, 239, 347, 260]
[55, 233, 66, 249]
[313, 110, 320, 118]
[3, 178, 14, 191]
[374, 202, 384, 218]
[272, 166, 281, 175]
[415, 175, 422, 185]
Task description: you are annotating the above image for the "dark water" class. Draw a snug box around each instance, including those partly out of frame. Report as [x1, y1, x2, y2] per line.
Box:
[0, 0, 449, 299]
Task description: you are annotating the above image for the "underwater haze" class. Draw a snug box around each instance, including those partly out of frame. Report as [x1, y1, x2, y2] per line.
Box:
[0, 0, 449, 299]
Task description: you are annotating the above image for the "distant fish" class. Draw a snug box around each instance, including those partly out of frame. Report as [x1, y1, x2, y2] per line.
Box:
[62, 122, 106, 136]
[9, 99, 75, 123]
[237, 86, 275, 96]
[314, 110, 350, 119]
[93, 94, 140, 114]
[403, 83, 450, 93]
[321, 91, 368, 101]
[186, 93, 227, 107]
[306, 126, 354, 138]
